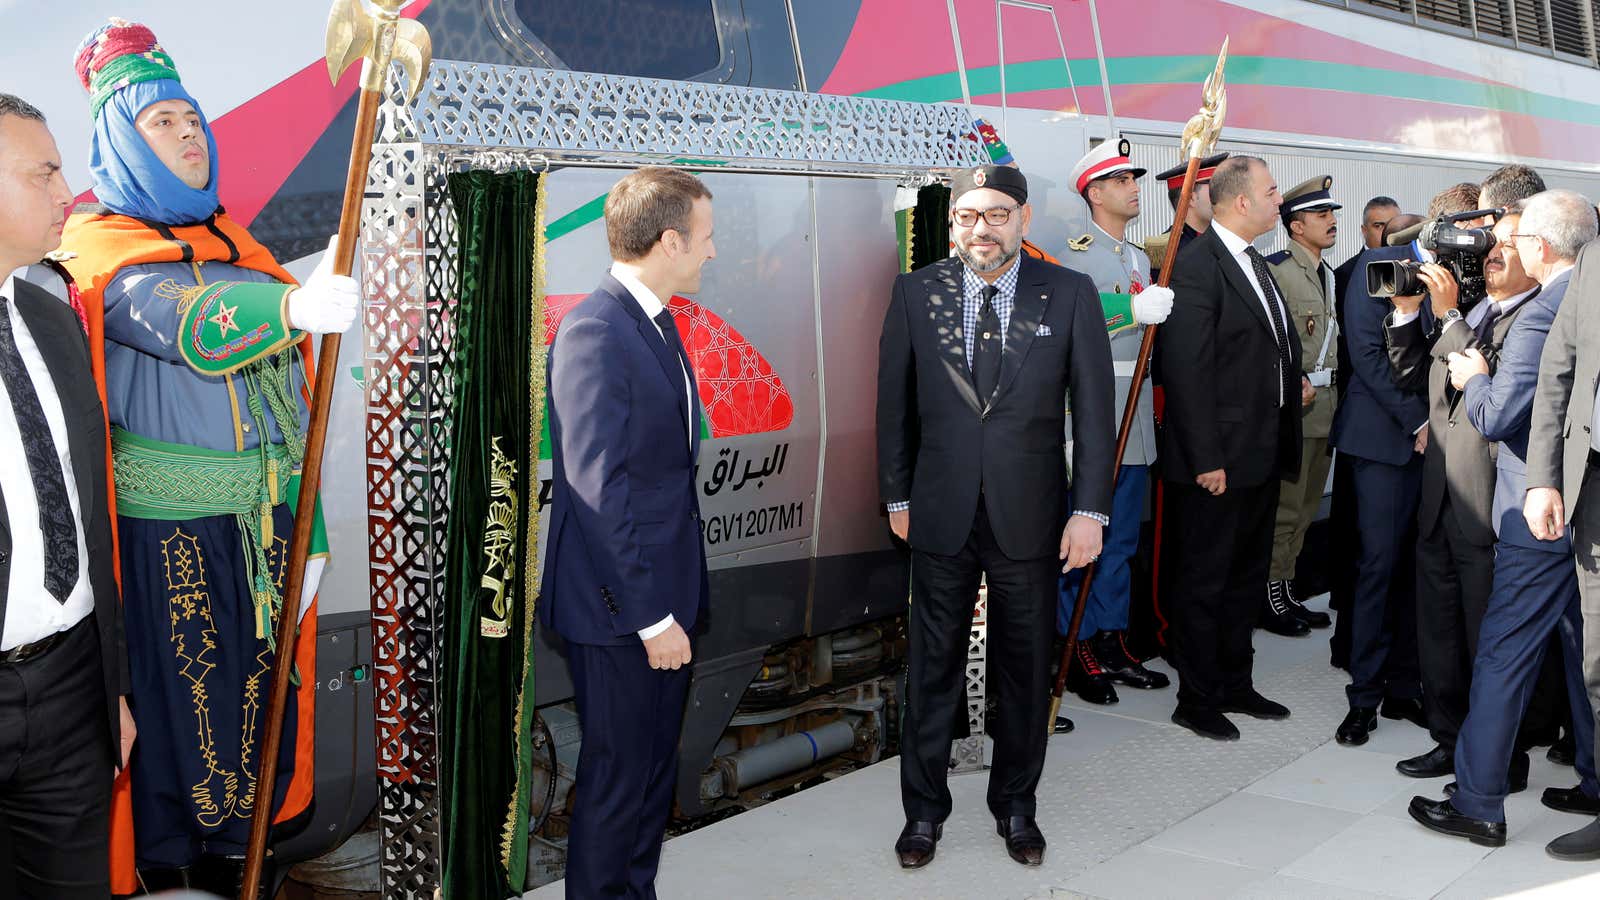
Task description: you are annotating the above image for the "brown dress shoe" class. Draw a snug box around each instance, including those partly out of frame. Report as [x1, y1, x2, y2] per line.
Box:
[895, 820, 941, 869]
[995, 815, 1046, 866]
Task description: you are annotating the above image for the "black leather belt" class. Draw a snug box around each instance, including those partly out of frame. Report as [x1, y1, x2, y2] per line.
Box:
[0, 619, 81, 665]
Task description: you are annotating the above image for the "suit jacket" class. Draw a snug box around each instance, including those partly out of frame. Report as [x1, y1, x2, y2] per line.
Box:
[1462, 269, 1572, 552]
[0, 278, 127, 748]
[1529, 241, 1600, 514]
[1329, 247, 1428, 466]
[539, 274, 710, 646]
[876, 254, 1115, 560]
[1156, 226, 1302, 487]
[1387, 287, 1536, 547]
[1332, 250, 1364, 397]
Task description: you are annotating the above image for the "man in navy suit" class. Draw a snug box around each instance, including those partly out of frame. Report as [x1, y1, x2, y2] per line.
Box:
[1410, 190, 1600, 851]
[1326, 197, 1445, 746]
[541, 167, 714, 898]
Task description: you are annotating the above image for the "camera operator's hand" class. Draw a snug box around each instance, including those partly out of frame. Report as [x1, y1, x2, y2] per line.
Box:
[1524, 487, 1566, 542]
[1447, 348, 1490, 390]
[1391, 292, 1425, 317]
[1418, 262, 1459, 316]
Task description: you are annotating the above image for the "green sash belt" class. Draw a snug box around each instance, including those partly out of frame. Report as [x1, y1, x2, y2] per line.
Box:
[111, 428, 326, 653]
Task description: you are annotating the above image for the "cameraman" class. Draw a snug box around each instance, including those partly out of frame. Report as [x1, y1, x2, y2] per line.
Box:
[1385, 202, 1541, 786]
[1408, 190, 1599, 851]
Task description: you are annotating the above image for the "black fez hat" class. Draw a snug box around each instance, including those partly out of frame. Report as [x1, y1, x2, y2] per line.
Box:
[950, 164, 1028, 206]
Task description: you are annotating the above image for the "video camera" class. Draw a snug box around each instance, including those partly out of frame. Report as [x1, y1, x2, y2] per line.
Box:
[1365, 207, 1503, 306]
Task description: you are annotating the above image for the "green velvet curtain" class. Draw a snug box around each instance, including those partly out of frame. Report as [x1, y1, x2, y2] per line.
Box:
[441, 168, 545, 899]
[909, 183, 951, 271]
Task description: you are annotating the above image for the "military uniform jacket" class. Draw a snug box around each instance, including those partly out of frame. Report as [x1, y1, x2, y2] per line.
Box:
[1063, 222, 1156, 466]
[1266, 242, 1338, 438]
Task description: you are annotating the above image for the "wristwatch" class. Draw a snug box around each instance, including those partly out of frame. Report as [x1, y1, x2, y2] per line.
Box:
[1440, 308, 1464, 329]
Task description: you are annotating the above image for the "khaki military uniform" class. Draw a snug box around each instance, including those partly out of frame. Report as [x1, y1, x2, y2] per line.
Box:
[1266, 240, 1338, 579]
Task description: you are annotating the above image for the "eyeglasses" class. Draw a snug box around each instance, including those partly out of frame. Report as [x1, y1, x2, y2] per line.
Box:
[1506, 233, 1543, 244]
[951, 205, 1020, 228]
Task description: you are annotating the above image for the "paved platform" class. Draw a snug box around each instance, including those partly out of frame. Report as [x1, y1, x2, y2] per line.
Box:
[528, 595, 1600, 898]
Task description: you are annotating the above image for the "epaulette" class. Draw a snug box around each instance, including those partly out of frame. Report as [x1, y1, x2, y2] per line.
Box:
[1067, 234, 1094, 251]
[1263, 249, 1292, 265]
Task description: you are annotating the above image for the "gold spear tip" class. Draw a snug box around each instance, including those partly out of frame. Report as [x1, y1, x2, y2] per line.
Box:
[323, 0, 434, 101]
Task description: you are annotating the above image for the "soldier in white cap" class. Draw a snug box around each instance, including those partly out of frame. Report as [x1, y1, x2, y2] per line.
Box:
[1261, 176, 1342, 638]
[1056, 137, 1175, 711]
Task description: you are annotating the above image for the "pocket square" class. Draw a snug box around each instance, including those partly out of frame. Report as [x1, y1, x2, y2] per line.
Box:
[1037, 323, 1053, 337]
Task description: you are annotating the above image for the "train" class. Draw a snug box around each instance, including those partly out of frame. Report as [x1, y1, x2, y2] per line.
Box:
[10, 0, 1600, 894]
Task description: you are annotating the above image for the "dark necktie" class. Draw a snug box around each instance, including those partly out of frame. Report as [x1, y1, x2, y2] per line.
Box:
[1246, 247, 1296, 409]
[653, 310, 691, 431]
[972, 284, 1002, 403]
[0, 300, 78, 602]
[1473, 302, 1502, 344]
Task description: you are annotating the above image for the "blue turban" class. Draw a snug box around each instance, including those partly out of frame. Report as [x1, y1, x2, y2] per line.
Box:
[89, 78, 221, 225]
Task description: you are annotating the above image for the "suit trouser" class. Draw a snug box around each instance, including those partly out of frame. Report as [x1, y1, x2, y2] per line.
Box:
[1163, 480, 1276, 709]
[0, 615, 113, 900]
[903, 503, 1056, 822]
[1328, 451, 1358, 665]
[1346, 455, 1423, 708]
[1270, 437, 1332, 581]
[1414, 498, 1495, 748]
[1453, 541, 1598, 822]
[1568, 464, 1600, 787]
[565, 640, 691, 900]
[1059, 464, 1147, 639]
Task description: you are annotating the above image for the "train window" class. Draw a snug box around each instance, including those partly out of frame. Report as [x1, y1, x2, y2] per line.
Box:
[507, 0, 724, 80]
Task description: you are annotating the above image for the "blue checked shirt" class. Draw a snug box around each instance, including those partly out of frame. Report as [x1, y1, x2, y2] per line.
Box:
[887, 258, 1109, 527]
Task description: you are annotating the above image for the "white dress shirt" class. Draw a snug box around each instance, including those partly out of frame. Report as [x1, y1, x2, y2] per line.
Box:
[1210, 221, 1293, 406]
[0, 272, 94, 651]
[608, 264, 694, 642]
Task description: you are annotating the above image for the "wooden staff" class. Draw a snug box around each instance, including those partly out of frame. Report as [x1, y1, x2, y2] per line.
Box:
[240, 2, 431, 895]
[1047, 38, 1230, 734]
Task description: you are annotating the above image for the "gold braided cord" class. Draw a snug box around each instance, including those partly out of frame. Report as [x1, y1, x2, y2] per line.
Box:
[502, 170, 549, 871]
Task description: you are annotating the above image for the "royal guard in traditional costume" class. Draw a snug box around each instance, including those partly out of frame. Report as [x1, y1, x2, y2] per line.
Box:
[1144, 152, 1229, 279]
[1056, 138, 1174, 716]
[58, 19, 358, 895]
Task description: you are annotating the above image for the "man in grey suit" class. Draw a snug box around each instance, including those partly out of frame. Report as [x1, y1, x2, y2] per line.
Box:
[1524, 211, 1600, 861]
[1408, 191, 1599, 852]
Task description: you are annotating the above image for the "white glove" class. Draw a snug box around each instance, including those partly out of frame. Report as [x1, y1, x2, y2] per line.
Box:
[287, 235, 360, 334]
[1132, 285, 1174, 325]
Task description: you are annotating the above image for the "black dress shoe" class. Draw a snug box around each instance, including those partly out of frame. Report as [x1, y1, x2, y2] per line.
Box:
[1172, 704, 1240, 741]
[1220, 690, 1290, 720]
[1543, 786, 1600, 816]
[1094, 630, 1171, 690]
[995, 815, 1046, 866]
[1408, 796, 1506, 847]
[895, 820, 942, 869]
[1547, 817, 1600, 861]
[1259, 581, 1312, 637]
[1053, 715, 1075, 734]
[1380, 697, 1426, 728]
[1397, 744, 1454, 778]
[1284, 580, 1332, 629]
[137, 866, 192, 892]
[1336, 707, 1377, 746]
[1550, 731, 1577, 767]
[1067, 639, 1120, 705]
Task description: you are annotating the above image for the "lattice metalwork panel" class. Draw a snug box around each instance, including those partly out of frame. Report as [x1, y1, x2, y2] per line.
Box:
[410, 60, 990, 173]
[365, 110, 456, 894]
[950, 586, 988, 776]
